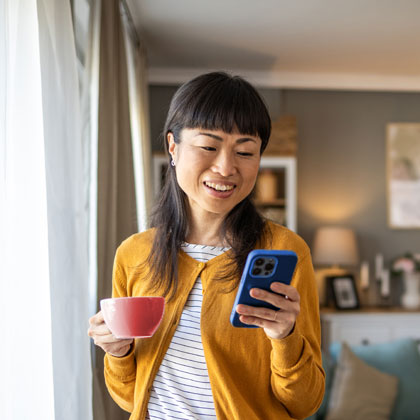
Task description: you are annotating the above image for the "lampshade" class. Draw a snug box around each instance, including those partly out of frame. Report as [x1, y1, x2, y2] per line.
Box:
[312, 226, 359, 267]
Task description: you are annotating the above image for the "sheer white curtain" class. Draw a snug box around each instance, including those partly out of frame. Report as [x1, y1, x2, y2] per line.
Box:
[0, 1, 92, 419]
[122, 9, 153, 232]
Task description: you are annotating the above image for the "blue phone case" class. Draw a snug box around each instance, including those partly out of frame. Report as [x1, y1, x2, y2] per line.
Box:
[230, 249, 298, 328]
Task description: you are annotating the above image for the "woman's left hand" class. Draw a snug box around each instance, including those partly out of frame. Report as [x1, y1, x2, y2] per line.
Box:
[235, 282, 300, 340]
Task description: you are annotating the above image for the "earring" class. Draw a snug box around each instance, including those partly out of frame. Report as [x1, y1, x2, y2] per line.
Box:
[171, 159, 175, 167]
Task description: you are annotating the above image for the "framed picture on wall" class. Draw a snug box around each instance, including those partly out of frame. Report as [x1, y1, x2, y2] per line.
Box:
[326, 275, 360, 310]
[387, 123, 420, 229]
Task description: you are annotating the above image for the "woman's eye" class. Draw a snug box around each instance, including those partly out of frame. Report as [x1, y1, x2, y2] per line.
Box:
[237, 152, 253, 157]
[201, 146, 216, 151]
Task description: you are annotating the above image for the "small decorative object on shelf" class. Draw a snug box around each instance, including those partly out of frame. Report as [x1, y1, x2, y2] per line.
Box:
[360, 261, 369, 290]
[372, 253, 393, 305]
[392, 253, 420, 309]
[380, 269, 390, 298]
[326, 274, 360, 310]
[375, 253, 384, 281]
[255, 169, 277, 202]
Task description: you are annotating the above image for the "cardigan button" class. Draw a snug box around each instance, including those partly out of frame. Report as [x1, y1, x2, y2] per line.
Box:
[199, 262, 205, 268]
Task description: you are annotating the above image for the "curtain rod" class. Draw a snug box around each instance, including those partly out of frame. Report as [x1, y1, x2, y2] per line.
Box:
[120, 0, 141, 47]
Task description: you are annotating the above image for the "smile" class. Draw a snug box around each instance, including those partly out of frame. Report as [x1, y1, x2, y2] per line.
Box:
[204, 181, 236, 192]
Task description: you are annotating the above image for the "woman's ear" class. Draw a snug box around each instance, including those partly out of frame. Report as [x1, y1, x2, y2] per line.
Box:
[167, 132, 176, 161]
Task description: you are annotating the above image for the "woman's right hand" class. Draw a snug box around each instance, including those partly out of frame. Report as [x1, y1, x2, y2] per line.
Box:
[88, 311, 134, 357]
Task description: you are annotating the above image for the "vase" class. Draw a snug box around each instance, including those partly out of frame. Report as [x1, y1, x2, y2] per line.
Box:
[401, 272, 420, 309]
[255, 170, 277, 202]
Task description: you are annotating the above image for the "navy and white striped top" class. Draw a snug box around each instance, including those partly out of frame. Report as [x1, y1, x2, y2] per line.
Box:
[146, 243, 229, 420]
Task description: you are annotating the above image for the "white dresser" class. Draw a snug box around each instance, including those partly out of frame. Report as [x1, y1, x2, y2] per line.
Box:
[320, 308, 420, 349]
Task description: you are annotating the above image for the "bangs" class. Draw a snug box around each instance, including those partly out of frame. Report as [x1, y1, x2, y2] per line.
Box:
[166, 73, 271, 150]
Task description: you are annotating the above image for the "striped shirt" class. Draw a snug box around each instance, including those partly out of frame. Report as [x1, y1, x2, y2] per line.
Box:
[146, 243, 230, 420]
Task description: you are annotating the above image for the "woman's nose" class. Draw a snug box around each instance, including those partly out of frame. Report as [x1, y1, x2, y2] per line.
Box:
[212, 151, 237, 177]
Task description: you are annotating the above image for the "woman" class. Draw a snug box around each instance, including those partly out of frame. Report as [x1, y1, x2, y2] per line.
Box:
[89, 71, 325, 420]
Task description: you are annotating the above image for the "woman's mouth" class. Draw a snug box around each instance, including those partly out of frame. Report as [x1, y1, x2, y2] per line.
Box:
[203, 181, 236, 197]
[204, 181, 235, 191]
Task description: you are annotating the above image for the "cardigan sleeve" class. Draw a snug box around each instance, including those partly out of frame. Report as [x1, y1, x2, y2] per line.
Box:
[269, 251, 325, 419]
[103, 251, 137, 413]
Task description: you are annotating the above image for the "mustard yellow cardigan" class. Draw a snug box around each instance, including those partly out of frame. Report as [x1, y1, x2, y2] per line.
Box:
[104, 221, 325, 420]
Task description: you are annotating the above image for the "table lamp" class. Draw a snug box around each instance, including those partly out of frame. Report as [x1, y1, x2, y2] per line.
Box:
[313, 226, 359, 268]
[312, 226, 359, 306]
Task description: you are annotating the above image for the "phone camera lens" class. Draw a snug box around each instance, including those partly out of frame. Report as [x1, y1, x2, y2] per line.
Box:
[255, 258, 264, 266]
[252, 267, 262, 275]
[265, 263, 274, 271]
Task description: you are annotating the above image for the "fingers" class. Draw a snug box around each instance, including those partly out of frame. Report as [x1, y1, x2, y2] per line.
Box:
[88, 321, 112, 337]
[89, 310, 104, 326]
[269, 282, 300, 303]
[88, 311, 109, 337]
[237, 305, 297, 339]
[235, 283, 300, 339]
[107, 342, 133, 358]
[250, 289, 292, 312]
[239, 313, 294, 330]
[239, 316, 279, 329]
[87, 310, 133, 357]
[235, 283, 300, 319]
[90, 330, 133, 356]
[237, 306, 295, 325]
[236, 303, 295, 324]
[248, 284, 299, 313]
[96, 333, 132, 345]
[99, 338, 133, 357]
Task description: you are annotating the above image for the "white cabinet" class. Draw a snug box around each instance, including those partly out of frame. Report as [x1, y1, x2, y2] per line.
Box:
[152, 154, 297, 232]
[321, 309, 420, 349]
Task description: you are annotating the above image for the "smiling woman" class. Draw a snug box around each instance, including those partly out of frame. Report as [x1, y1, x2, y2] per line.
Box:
[149, 72, 271, 297]
[88, 71, 325, 420]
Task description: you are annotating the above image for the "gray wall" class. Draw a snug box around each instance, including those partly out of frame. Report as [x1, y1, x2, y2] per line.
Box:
[286, 89, 420, 265]
[149, 85, 179, 152]
[149, 85, 420, 269]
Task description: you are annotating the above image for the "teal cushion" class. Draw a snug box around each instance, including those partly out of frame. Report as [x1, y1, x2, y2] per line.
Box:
[329, 338, 420, 420]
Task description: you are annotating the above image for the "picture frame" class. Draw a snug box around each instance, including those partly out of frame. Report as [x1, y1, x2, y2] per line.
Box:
[326, 275, 360, 310]
[386, 123, 420, 229]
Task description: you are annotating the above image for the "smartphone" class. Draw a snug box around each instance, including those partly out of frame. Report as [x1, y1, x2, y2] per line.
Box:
[230, 249, 298, 328]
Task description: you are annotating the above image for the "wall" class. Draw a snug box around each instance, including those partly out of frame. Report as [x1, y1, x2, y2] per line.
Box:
[149, 85, 420, 272]
[285, 89, 420, 264]
[149, 85, 179, 153]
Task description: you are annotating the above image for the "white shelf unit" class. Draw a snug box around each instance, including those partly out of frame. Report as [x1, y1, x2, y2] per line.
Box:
[257, 156, 297, 232]
[321, 310, 420, 349]
[152, 154, 297, 232]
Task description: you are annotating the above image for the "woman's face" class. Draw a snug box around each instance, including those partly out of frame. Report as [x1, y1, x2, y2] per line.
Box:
[168, 127, 262, 221]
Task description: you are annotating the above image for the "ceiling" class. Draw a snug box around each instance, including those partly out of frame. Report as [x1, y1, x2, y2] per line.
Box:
[126, 0, 420, 91]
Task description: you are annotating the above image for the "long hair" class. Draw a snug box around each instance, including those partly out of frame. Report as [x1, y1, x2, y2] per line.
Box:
[148, 71, 272, 299]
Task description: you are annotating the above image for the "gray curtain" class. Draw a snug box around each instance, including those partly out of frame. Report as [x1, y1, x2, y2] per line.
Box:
[93, 0, 137, 419]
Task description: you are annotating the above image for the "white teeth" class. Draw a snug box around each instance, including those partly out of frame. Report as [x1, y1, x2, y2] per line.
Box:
[205, 182, 234, 191]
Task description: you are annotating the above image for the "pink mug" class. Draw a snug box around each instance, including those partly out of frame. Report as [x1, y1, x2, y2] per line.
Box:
[100, 297, 165, 339]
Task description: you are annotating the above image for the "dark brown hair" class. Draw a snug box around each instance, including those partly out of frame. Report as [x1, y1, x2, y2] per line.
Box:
[148, 71, 271, 299]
